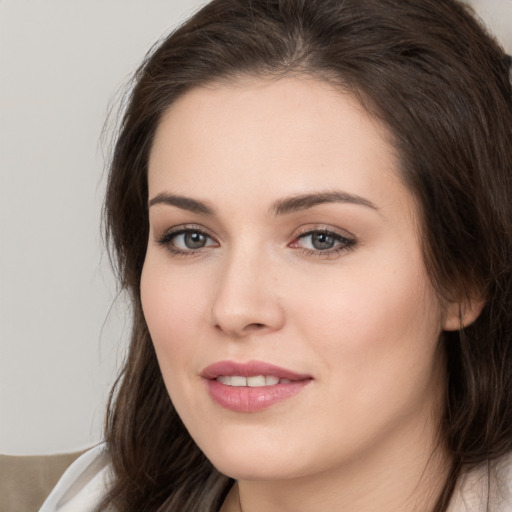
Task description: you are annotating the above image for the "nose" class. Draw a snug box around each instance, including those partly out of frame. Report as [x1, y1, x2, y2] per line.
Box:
[211, 247, 285, 338]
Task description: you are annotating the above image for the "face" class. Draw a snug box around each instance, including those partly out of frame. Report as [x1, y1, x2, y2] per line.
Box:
[141, 77, 452, 481]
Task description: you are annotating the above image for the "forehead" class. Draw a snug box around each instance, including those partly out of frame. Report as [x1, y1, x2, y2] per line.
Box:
[148, 76, 410, 216]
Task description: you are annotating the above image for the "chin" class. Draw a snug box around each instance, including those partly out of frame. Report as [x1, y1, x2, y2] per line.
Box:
[196, 434, 313, 481]
[212, 457, 298, 481]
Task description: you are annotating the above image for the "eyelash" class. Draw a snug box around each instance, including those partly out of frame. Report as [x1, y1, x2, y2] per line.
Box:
[156, 225, 356, 258]
[291, 228, 356, 257]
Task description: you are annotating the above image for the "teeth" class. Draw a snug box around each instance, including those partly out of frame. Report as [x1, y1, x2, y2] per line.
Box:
[231, 376, 247, 387]
[215, 375, 288, 387]
[248, 375, 266, 387]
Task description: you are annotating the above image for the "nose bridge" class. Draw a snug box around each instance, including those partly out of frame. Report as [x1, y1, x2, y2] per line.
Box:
[211, 240, 284, 336]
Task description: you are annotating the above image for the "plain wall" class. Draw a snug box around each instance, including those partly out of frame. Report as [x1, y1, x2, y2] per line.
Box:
[1, 0, 510, 456]
[0, 0, 207, 455]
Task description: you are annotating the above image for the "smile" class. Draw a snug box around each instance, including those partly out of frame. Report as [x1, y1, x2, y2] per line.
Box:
[201, 361, 313, 412]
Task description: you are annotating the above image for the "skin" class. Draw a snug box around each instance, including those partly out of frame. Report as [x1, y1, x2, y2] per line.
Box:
[141, 76, 467, 512]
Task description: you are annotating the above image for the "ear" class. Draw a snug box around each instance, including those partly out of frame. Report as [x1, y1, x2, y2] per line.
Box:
[443, 297, 486, 331]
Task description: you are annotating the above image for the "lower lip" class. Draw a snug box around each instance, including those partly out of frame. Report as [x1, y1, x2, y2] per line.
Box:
[205, 379, 311, 412]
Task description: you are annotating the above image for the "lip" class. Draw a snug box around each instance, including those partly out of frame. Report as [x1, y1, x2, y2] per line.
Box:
[201, 360, 313, 412]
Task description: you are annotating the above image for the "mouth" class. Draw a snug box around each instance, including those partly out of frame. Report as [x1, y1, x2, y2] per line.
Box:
[200, 360, 313, 412]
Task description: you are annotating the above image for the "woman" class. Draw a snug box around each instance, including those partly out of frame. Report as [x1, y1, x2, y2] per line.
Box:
[40, 0, 512, 511]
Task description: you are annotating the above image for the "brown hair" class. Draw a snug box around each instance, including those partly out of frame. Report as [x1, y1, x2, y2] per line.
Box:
[101, 1, 512, 510]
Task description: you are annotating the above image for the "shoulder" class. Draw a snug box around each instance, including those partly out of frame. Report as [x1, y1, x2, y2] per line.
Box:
[39, 443, 113, 512]
[448, 452, 512, 512]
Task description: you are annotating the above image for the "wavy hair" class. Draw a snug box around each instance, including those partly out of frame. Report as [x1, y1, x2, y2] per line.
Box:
[100, 1, 512, 510]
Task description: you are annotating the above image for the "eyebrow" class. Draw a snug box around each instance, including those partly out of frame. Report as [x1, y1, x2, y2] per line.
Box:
[270, 191, 377, 215]
[148, 193, 215, 215]
[148, 190, 377, 216]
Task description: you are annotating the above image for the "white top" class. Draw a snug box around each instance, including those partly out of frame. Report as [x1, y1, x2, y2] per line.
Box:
[40, 445, 512, 511]
[447, 451, 512, 511]
[39, 443, 111, 512]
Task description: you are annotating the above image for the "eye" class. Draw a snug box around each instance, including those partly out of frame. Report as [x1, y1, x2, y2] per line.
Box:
[290, 228, 356, 256]
[157, 227, 218, 255]
[303, 232, 338, 250]
[175, 231, 210, 249]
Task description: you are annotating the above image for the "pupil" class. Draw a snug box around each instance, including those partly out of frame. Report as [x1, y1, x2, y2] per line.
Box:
[312, 233, 334, 250]
[185, 232, 206, 249]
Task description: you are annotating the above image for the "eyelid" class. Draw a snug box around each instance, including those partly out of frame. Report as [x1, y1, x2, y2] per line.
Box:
[292, 224, 355, 239]
[294, 223, 356, 239]
[156, 223, 216, 239]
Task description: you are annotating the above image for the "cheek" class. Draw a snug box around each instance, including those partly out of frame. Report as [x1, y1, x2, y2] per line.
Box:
[277, 264, 445, 470]
[140, 255, 209, 379]
[291, 257, 443, 396]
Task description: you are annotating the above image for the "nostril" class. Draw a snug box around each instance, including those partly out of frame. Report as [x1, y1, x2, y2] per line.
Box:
[248, 323, 265, 329]
[214, 322, 266, 336]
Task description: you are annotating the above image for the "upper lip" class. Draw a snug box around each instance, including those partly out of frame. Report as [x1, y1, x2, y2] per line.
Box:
[200, 360, 312, 381]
